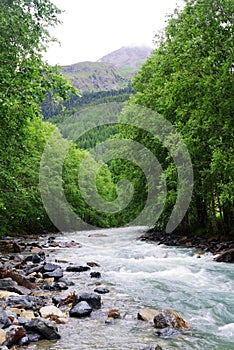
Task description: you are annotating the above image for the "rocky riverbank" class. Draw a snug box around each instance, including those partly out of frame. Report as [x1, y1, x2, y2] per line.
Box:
[139, 230, 234, 263]
[0, 235, 191, 349]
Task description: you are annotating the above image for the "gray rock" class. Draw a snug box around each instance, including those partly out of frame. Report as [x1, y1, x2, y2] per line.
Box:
[90, 271, 101, 278]
[43, 268, 63, 279]
[0, 278, 16, 291]
[0, 308, 11, 329]
[94, 287, 109, 294]
[7, 295, 35, 310]
[19, 336, 30, 346]
[69, 301, 92, 318]
[43, 263, 61, 272]
[26, 317, 61, 340]
[73, 292, 101, 309]
[66, 265, 90, 272]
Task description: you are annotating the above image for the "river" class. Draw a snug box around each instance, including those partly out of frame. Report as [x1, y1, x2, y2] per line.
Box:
[29, 226, 234, 350]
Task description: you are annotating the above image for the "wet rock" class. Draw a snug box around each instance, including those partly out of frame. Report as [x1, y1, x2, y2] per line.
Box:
[94, 287, 109, 294]
[87, 261, 101, 267]
[73, 292, 101, 309]
[138, 308, 160, 323]
[26, 317, 61, 340]
[19, 336, 30, 346]
[69, 301, 92, 318]
[26, 331, 42, 342]
[0, 329, 6, 345]
[153, 309, 189, 329]
[43, 263, 61, 272]
[108, 309, 120, 319]
[0, 278, 17, 292]
[50, 281, 68, 291]
[4, 325, 25, 347]
[40, 305, 64, 319]
[90, 272, 101, 278]
[0, 308, 11, 328]
[7, 295, 36, 310]
[66, 265, 90, 272]
[155, 327, 181, 338]
[24, 254, 42, 264]
[43, 268, 63, 280]
[214, 248, 234, 263]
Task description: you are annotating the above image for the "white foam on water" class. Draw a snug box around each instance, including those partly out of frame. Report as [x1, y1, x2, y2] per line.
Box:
[218, 323, 234, 339]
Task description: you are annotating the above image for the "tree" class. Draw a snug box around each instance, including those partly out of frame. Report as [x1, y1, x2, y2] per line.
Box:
[130, 0, 234, 236]
[0, 0, 75, 234]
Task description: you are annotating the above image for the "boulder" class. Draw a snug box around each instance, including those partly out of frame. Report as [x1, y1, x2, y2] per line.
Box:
[94, 287, 109, 294]
[19, 336, 30, 346]
[0, 308, 11, 329]
[69, 301, 92, 318]
[40, 305, 64, 319]
[66, 266, 90, 272]
[7, 295, 36, 310]
[87, 261, 101, 267]
[138, 308, 160, 323]
[26, 317, 61, 340]
[43, 263, 61, 272]
[90, 272, 101, 278]
[43, 268, 63, 280]
[0, 278, 17, 292]
[108, 309, 120, 319]
[73, 292, 101, 309]
[214, 248, 234, 263]
[154, 309, 189, 329]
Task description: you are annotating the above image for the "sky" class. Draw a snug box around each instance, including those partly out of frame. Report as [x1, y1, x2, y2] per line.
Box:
[45, 0, 183, 66]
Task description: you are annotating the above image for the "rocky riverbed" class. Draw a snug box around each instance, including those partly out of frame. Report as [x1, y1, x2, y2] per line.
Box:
[0, 228, 233, 349]
[0, 234, 191, 350]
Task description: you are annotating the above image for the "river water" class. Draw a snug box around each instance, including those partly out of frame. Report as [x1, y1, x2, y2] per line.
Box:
[29, 227, 234, 350]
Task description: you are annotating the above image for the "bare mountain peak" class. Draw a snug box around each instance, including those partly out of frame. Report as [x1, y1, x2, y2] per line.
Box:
[97, 46, 152, 68]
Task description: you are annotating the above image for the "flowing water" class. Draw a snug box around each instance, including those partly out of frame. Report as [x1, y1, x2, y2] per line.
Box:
[29, 227, 234, 350]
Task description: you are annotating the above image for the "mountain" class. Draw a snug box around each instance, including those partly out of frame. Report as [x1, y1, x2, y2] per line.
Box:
[61, 46, 152, 92]
[42, 46, 152, 119]
[98, 46, 152, 68]
[62, 61, 128, 92]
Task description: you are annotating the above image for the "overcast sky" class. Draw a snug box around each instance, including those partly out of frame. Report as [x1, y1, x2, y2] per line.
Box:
[45, 0, 183, 66]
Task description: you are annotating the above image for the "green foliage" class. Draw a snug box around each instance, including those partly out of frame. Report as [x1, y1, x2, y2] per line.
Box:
[126, 0, 234, 236]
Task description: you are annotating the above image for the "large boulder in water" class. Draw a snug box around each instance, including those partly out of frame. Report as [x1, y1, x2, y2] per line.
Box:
[69, 301, 92, 318]
[25, 317, 61, 340]
[73, 292, 101, 309]
[214, 248, 234, 263]
[138, 308, 160, 323]
[154, 309, 189, 329]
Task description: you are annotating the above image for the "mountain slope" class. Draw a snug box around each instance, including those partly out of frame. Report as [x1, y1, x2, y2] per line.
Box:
[61, 46, 152, 92]
[98, 46, 152, 78]
[62, 61, 128, 92]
